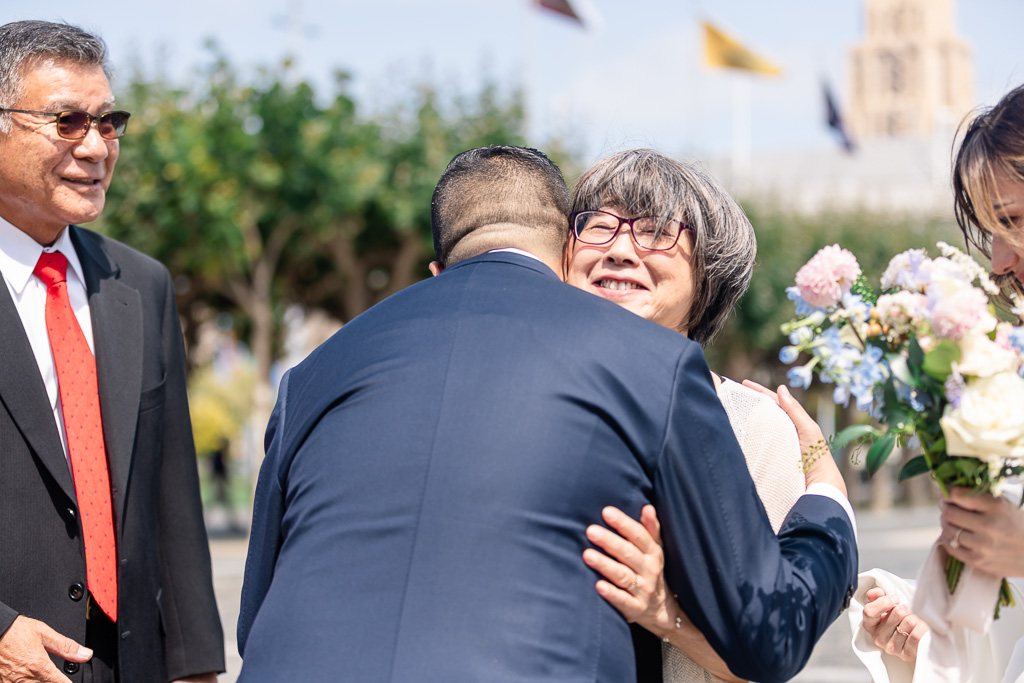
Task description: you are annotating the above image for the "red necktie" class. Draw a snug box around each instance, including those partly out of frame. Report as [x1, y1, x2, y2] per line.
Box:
[34, 251, 118, 622]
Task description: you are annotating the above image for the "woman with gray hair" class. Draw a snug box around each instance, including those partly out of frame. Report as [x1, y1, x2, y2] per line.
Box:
[568, 149, 814, 682]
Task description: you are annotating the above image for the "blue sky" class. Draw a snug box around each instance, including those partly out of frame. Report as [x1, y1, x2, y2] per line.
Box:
[12, 0, 1024, 164]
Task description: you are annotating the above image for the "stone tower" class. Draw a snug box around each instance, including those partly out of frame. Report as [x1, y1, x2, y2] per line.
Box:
[848, 0, 973, 141]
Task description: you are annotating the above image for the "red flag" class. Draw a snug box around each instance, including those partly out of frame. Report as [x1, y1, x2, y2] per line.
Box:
[535, 0, 584, 26]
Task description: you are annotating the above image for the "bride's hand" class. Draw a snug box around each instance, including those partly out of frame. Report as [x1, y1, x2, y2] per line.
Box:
[860, 586, 927, 662]
[941, 487, 1024, 577]
[582, 505, 683, 640]
[742, 380, 848, 497]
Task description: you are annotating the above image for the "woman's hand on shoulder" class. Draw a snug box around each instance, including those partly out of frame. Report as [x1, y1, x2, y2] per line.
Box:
[742, 380, 847, 497]
[582, 505, 683, 640]
[860, 586, 927, 662]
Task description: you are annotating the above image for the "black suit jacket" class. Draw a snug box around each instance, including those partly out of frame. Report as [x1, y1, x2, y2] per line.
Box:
[238, 252, 857, 683]
[0, 226, 224, 682]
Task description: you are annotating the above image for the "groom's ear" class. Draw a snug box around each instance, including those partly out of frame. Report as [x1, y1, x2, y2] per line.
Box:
[429, 261, 444, 277]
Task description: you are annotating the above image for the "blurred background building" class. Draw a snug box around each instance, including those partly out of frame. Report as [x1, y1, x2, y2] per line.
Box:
[709, 0, 975, 215]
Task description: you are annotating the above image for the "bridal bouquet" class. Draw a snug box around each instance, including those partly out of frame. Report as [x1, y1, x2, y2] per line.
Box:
[780, 241, 1024, 616]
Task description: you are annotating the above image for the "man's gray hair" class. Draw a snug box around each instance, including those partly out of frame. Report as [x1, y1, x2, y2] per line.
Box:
[571, 149, 756, 346]
[0, 20, 110, 133]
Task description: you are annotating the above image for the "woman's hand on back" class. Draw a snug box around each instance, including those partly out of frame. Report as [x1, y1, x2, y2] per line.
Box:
[582, 505, 681, 638]
[583, 505, 745, 682]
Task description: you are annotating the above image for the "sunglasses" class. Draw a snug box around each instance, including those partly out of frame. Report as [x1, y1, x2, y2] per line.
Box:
[0, 108, 130, 140]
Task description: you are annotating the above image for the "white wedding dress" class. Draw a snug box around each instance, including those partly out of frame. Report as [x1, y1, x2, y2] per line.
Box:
[662, 378, 807, 682]
[849, 569, 1024, 683]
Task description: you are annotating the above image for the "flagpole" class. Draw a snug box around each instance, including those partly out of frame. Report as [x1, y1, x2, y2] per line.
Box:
[732, 75, 751, 185]
[524, 0, 539, 145]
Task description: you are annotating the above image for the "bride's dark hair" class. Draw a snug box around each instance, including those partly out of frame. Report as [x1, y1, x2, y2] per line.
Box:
[952, 83, 1024, 314]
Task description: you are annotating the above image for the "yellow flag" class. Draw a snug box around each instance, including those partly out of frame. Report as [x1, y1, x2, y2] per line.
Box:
[703, 21, 781, 76]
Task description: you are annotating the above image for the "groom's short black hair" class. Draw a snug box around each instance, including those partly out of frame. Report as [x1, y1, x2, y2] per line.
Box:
[431, 145, 571, 267]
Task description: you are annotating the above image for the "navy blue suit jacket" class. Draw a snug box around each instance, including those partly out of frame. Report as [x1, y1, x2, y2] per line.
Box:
[237, 252, 857, 682]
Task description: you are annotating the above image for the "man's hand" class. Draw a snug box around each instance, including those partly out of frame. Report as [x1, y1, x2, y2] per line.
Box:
[0, 615, 92, 683]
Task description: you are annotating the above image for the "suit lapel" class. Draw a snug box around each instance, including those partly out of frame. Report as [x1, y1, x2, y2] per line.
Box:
[72, 227, 142, 526]
[0, 266, 77, 500]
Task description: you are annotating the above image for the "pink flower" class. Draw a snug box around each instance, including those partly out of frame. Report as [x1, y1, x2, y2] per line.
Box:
[929, 287, 988, 340]
[794, 245, 862, 309]
[875, 291, 928, 337]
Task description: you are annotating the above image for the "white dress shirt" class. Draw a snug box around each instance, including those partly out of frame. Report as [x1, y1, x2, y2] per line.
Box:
[0, 216, 94, 468]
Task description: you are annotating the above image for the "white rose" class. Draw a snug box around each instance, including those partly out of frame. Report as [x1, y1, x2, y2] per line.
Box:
[926, 257, 973, 300]
[941, 371, 1024, 461]
[955, 332, 1023, 378]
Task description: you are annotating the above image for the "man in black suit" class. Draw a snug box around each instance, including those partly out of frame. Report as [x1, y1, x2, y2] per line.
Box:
[0, 20, 223, 683]
[238, 146, 857, 682]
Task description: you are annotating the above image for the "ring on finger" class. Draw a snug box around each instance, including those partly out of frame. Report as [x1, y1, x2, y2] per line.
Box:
[896, 624, 911, 637]
[951, 527, 964, 550]
[627, 572, 638, 591]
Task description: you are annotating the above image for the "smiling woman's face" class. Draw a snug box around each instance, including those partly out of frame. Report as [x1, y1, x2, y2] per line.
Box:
[566, 205, 696, 333]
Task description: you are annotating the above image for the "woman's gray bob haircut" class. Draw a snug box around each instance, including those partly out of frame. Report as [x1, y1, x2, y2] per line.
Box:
[0, 20, 110, 133]
[571, 149, 756, 346]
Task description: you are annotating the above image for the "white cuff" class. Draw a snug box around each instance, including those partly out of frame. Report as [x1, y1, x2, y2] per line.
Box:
[804, 483, 858, 541]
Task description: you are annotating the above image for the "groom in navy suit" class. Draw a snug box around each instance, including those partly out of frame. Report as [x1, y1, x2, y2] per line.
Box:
[238, 146, 857, 682]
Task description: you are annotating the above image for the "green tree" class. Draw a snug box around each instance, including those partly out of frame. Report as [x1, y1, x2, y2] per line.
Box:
[293, 80, 532, 321]
[98, 50, 551, 398]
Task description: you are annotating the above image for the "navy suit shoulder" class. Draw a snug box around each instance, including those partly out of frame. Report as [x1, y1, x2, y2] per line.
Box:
[238, 251, 856, 683]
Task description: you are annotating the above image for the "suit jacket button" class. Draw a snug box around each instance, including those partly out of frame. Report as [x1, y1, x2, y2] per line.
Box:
[67, 507, 76, 519]
[842, 585, 855, 611]
[63, 661, 80, 674]
[68, 583, 85, 601]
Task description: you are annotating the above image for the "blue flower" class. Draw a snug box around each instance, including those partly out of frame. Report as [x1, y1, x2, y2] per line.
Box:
[892, 374, 929, 413]
[787, 286, 824, 317]
[789, 326, 814, 345]
[839, 292, 871, 324]
[832, 385, 850, 407]
[1008, 327, 1024, 354]
[779, 346, 800, 364]
[787, 365, 814, 390]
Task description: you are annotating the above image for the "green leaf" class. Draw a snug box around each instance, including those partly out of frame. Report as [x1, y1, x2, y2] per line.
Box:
[908, 336, 925, 378]
[850, 274, 878, 305]
[922, 340, 962, 381]
[898, 455, 931, 482]
[866, 433, 898, 477]
[831, 425, 878, 455]
[886, 353, 918, 388]
[879, 377, 915, 429]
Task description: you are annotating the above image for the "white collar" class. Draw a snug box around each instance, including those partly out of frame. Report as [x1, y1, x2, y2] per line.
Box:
[487, 248, 542, 262]
[0, 217, 85, 295]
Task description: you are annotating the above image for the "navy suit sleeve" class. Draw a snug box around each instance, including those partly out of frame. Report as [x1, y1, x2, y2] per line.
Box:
[654, 345, 857, 683]
[237, 370, 291, 656]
